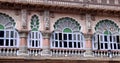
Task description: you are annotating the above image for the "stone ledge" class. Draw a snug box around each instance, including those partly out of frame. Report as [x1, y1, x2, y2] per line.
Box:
[0, 56, 120, 61]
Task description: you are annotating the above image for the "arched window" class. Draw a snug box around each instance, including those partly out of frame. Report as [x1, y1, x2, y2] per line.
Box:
[0, 13, 19, 47]
[92, 19, 120, 50]
[27, 15, 42, 48]
[51, 17, 85, 49]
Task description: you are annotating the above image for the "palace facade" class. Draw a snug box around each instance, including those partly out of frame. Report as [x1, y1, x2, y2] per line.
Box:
[0, 0, 120, 63]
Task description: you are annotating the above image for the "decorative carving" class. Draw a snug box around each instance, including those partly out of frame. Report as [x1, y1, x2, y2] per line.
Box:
[44, 10, 50, 30]
[80, 14, 85, 20]
[50, 12, 55, 18]
[95, 19, 119, 34]
[54, 17, 81, 32]
[31, 15, 39, 31]
[21, 9, 27, 29]
[86, 14, 92, 32]
[0, 13, 15, 29]
[15, 10, 20, 16]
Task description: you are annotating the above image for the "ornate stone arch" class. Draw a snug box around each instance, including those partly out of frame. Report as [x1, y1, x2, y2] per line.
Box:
[28, 14, 42, 49]
[95, 19, 119, 34]
[0, 13, 15, 30]
[0, 12, 19, 48]
[30, 15, 39, 31]
[54, 17, 81, 32]
[92, 19, 120, 50]
[51, 17, 85, 50]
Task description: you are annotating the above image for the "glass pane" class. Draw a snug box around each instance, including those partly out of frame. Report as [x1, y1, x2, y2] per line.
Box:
[32, 40, 34, 47]
[6, 39, 9, 46]
[36, 32, 38, 39]
[116, 36, 119, 43]
[110, 44, 112, 49]
[110, 36, 112, 42]
[60, 41, 62, 47]
[78, 42, 80, 48]
[78, 34, 80, 40]
[74, 34, 76, 40]
[100, 35, 103, 41]
[114, 44, 116, 49]
[64, 34, 67, 40]
[69, 34, 72, 40]
[0, 31, 4, 37]
[55, 41, 58, 47]
[69, 42, 72, 48]
[74, 42, 76, 48]
[104, 36, 107, 41]
[59, 33, 62, 40]
[64, 42, 67, 48]
[97, 35, 100, 49]
[101, 43, 103, 49]
[10, 31, 14, 38]
[10, 39, 13, 46]
[0, 39, 4, 46]
[113, 36, 115, 42]
[15, 40, 17, 45]
[32, 32, 34, 38]
[118, 44, 120, 49]
[105, 43, 108, 49]
[6, 31, 9, 38]
[55, 33, 58, 40]
[52, 41, 54, 47]
[36, 41, 38, 47]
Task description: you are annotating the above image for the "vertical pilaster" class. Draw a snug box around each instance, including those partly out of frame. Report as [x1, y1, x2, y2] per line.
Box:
[41, 10, 51, 56]
[18, 9, 28, 56]
[21, 9, 28, 29]
[85, 14, 92, 33]
[18, 30, 28, 56]
[84, 14, 93, 57]
[84, 34, 93, 57]
[43, 10, 50, 30]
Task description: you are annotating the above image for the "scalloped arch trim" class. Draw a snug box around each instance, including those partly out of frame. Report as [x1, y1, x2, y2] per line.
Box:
[0, 24, 4, 30]
[0, 13, 15, 26]
[54, 17, 81, 32]
[95, 19, 119, 31]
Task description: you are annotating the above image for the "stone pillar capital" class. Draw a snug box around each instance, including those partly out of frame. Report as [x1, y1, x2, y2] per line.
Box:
[42, 31, 51, 39]
[84, 33, 93, 41]
[18, 29, 28, 38]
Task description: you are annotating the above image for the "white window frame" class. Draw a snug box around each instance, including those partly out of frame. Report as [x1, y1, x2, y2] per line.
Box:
[27, 31, 42, 48]
[51, 32, 85, 49]
[92, 33, 120, 50]
[0, 29, 19, 47]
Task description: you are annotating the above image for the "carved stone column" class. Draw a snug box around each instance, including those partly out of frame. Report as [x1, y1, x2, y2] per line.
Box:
[18, 30, 28, 56]
[18, 9, 28, 56]
[43, 10, 50, 30]
[41, 32, 52, 56]
[84, 33, 93, 57]
[21, 9, 28, 29]
[41, 10, 51, 56]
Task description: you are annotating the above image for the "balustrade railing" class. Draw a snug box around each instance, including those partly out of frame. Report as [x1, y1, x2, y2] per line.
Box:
[0, 47, 18, 56]
[51, 49, 85, 57]
[28, 48, 42, 56]
[93, 50, 120, 57]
